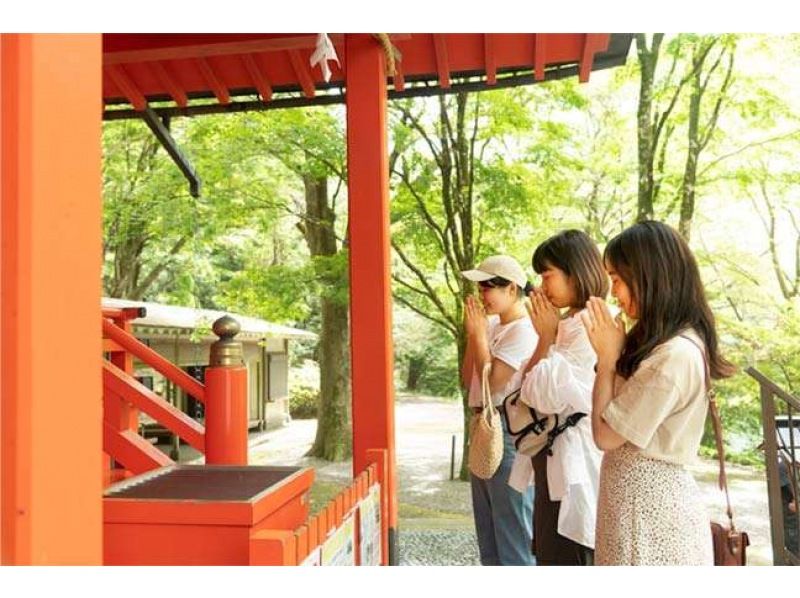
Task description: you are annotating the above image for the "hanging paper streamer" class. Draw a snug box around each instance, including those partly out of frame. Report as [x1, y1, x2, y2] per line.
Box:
[310, 33, 340, 83]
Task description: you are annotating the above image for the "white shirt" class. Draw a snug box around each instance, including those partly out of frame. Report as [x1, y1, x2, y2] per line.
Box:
[467, 314, 537, 408]
[512, 310, 602, 549]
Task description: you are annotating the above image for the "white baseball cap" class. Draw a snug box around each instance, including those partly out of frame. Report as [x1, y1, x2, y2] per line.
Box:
[461, 255, 528, 288]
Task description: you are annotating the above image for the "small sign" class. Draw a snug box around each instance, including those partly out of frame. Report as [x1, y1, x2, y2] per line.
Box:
[359, 485, 382, 566]
[321, 514, 356, 566]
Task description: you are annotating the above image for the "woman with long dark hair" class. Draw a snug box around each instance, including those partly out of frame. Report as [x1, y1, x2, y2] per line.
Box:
[581, 220, 735, 565]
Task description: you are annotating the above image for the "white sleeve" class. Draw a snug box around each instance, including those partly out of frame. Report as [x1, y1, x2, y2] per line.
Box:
[519, 346, 595, 415]
[492, 322, 536, 371]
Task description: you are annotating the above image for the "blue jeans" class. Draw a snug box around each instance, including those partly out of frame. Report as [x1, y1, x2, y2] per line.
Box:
[470, 416, 535, 565]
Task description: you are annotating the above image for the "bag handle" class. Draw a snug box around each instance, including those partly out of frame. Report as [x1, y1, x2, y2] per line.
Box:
[480, 363, 498, 424]
[680, 334, 735, 531]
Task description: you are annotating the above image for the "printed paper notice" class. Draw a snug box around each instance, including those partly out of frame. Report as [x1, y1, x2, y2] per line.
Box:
[359, 485, 382, 566]
[321, 515, 355, 566]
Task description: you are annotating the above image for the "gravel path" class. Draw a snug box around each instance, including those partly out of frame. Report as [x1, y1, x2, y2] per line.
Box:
[242, 395, 774, 566]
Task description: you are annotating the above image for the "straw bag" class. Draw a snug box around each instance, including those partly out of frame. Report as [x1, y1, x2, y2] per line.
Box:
[681, 335, 750, 566]
[468, 364, 504, 479]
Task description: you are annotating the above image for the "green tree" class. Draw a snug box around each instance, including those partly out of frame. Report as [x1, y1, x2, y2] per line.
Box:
[209, 108, 353, 461]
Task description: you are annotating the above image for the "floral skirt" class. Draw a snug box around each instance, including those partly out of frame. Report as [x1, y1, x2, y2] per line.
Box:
[595, 444, 713, 566]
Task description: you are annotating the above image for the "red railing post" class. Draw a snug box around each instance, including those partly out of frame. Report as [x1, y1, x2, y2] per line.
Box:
[104, 312, 142, 483]
[205, 316, 248, 465]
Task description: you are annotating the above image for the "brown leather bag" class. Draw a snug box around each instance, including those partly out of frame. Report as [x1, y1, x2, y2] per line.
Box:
[683, 334, 750, 565]
[708, 397, 750, 565]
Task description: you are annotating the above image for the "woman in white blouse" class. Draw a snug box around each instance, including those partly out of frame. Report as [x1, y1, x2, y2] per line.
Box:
[581, 220, 735, 565]
[517, 230, 608, 565]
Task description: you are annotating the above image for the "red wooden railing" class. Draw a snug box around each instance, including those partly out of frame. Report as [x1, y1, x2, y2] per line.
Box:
[102, 307, 207, 480]
[249, 449, 390, 566]
[102, 316, 206, 402]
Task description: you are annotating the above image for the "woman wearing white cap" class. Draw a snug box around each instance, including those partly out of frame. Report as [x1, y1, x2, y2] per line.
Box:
[462, 255, 537, 566]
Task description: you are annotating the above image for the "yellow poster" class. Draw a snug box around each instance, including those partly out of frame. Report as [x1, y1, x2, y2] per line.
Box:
[321, 514, 355, 566]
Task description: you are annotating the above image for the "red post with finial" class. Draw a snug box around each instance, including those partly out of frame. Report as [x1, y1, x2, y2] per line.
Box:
[204, 315, 248, 465]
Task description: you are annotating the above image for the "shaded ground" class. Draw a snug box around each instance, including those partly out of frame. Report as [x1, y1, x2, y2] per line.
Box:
[174, 395, 773, 565]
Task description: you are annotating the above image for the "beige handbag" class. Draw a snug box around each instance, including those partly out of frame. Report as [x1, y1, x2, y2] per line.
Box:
[468, 364, 504, 479]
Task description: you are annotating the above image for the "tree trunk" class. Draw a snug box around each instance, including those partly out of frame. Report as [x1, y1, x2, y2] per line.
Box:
[309, 295, 351, 460]
[678, 38, 735, 242]
[301, 175, 352, 461]
[406, 354, 425, 391]
[635, 34, 662, 222]
[678, 79, 701, 242]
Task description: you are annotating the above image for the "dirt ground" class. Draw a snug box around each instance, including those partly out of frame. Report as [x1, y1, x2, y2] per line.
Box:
[220, 395, 775, 565]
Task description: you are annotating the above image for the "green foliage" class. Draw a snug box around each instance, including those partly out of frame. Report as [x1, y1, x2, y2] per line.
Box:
[393, 308, 461, 399]
[289, 384, 319, 420]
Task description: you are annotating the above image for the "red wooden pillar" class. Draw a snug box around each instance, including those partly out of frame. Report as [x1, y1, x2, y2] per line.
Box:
[1, 34, 103, 564]
[344, 34, 398, 565]
[204, 316, 248, 465]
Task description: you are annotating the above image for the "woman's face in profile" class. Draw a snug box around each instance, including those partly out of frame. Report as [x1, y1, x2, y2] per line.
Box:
[539, 265, 575, 309]
[479, 283, 516, 315]
[607, 263, 638, 319]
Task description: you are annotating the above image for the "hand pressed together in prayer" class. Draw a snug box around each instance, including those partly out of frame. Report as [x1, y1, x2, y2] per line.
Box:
[526, 288, 560, 342]
[580, 296, 626, 371]
[464, 295, 489, 341]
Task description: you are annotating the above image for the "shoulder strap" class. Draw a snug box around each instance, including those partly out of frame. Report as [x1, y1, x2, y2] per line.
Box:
[679, 334, 735, 530]
[480, 363, 494, 411]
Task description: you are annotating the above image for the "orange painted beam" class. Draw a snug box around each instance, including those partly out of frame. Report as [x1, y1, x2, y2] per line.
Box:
[534, 34, 546, 81]
[103, 361, 206, 452]
[104, 34, 345, 66]
[345, 34, 398, 565]
[579, 34, 611, 83]
[432, 34, 451, 89]
[106, 64, 147, 111]
[1, 34, 103, 565]
[103, 422, 174, 474]
[242, 54, 273, 103]
[102, 317, 206, 402]
[288, 50, 316, 98]
[196, 57, 230, 105]
[484, 34, 497, 85]
[150, 61, 188, 107]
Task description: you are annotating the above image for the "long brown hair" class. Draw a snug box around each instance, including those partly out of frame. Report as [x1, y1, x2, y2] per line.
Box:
[604, 221, 735, 380]
[532, 229, 609, 307]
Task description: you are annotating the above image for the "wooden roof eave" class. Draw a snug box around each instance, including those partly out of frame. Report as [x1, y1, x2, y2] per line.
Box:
[102, 34, 634, 122]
